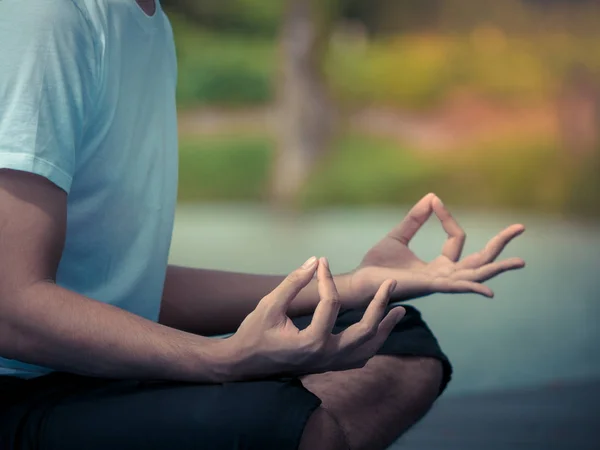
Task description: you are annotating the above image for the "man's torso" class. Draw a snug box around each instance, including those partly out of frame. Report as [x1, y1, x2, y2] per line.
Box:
[0, 0, 178, 377]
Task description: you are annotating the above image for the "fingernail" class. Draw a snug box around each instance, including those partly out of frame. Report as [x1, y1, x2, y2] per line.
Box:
[388, 280, 397, 295]
[302, 256, 317, 269]
[321, 257, 330, 269]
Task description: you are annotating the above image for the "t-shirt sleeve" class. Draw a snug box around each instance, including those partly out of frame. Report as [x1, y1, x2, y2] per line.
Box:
[0, 0, 99, 193]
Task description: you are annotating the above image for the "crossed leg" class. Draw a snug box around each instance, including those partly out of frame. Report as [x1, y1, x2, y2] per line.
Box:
[0, 306, 448, 450]
[299, 355, 443, 450]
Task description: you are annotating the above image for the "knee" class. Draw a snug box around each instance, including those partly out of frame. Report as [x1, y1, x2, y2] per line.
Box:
[299, 407, 350, 450]
[409, 356, 444, 392]
[385, 356, 445, 411]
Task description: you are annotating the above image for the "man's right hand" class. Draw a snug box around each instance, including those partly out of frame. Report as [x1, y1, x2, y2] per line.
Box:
[222, 257, 406, 381]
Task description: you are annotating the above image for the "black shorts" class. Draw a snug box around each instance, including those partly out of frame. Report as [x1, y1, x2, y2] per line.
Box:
[0, 305, 452, 450]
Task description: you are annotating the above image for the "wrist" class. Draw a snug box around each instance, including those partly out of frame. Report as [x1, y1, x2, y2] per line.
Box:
[189, 336, 240, 384]
[348, 268, 379, 306]
[340, 269, 373, 309]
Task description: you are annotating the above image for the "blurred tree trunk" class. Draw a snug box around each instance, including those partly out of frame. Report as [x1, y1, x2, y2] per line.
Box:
[558, 65, 600, 217]
[557, 65, 600, 160]
[271, 0, 337, 207]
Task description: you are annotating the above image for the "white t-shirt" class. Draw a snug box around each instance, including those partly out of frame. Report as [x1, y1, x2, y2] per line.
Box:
[0, 0, 179, 377]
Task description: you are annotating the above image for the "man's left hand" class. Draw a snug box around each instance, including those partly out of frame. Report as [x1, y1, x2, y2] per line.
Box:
[348, 193, 526, 305]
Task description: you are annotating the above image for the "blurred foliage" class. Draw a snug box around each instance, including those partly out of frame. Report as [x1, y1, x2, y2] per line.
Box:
[328, 32, 600, 109]
[164, 0, 600, 36]
[177, 133, 600, 218]
[172, 17, 275, 106]
[178, 134, 272, 201]
[420, 138, 575, 212]
[565, 152, 600, 218]
[162, 0, 284, 35]
[301, 135, 441, 206]
[171, 10, 600, 109]
[168, 0, 600, 219]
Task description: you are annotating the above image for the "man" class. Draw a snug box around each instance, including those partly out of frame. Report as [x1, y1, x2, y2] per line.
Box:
[0, 1, 525, 449]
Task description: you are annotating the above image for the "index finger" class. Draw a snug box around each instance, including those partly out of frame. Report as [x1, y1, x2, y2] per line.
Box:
[336, 280, 399, 351]
[387, 193, 436, 245]
[265, 256, 319, 314]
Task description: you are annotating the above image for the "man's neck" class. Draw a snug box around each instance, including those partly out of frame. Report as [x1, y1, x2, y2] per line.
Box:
[136, 0, 156, 16]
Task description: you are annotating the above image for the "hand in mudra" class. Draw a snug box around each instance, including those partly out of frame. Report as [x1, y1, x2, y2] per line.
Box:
[225, 257, 404, 380]
[349, 193, 525, 304]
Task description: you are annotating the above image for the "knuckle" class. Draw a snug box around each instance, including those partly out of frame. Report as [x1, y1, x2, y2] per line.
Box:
[357, 323, 377, 341]
[261, 302, 279, 318]
[257, 295, 273, 311]
[365, 329, 377, 341]
[286, 271, 303, 285]
[292, 336, 324, 367]
[375, 291, 390, 306]
[322, 295, 341, 308]
[312, 342, 327, 357]
[304, 334, 327, 355]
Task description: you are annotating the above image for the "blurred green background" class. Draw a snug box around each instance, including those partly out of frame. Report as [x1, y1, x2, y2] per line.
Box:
[164, 0, 600, 219]
[162, 0, 600, 398]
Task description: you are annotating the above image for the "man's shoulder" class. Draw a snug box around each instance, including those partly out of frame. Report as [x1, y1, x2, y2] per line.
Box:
[0, 0, 82, 24]
[0, 0, 99, 45]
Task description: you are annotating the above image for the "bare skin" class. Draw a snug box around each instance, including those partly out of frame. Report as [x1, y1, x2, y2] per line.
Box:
[300, 356, 443, 450]
[220, 257, 405, 380]
[135, 0, 156, 16]
[160, 193, 525, 336]
[0, 170, 403, 383]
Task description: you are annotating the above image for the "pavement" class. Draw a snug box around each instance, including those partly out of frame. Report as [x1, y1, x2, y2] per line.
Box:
[393, 379, 600, 450]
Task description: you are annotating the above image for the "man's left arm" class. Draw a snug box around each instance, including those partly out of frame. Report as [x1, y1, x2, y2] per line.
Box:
[159, 262, 353, 336]
[160, 194, 526, 336]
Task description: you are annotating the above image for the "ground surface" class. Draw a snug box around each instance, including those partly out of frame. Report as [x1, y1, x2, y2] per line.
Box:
[394, 379, 600, 450]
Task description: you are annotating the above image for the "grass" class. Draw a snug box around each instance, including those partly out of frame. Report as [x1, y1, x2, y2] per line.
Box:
[301, 134, 442, 207]
[171, 15, 276, 107]
[177, 134, 273, 202]
[177, 133, 443, 205]
[177, 132, 600, 218]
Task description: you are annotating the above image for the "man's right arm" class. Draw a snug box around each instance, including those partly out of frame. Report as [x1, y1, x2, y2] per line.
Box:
[0, 169, 231, 382]
[0, 170, 405, 382]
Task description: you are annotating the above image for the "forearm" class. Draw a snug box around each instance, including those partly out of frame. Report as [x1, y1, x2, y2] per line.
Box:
[160, 265, 358, 336]
[0, 281, 229, 382]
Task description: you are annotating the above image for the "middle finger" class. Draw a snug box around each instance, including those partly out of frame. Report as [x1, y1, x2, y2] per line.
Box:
[307, 257, 341, 338]
[432, 196, 466, 262]
[336, 280, 396, 352]
[459, 224, 525, 268]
